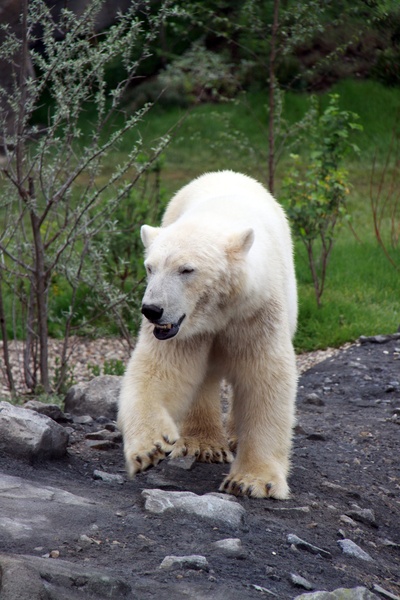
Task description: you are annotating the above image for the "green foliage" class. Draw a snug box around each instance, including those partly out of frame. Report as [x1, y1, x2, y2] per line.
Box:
[0, 0, 177, 394]
[283, 94, 362, 306]
[88, 359, 125, 378]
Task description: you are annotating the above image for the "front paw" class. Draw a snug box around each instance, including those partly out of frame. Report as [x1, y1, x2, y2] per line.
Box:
[124, 432, 178, 477]
[220, 465, 290, 499]
[169, 436, 234, 464]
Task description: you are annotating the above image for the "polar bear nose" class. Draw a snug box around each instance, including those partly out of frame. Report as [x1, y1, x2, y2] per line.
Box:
[141, 303, 164, 322]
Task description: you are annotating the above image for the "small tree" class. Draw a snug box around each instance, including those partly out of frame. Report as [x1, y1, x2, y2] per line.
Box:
[0, 0, 178, 395]
[370, 122, 400, 272]
[283, 94, 362, 307]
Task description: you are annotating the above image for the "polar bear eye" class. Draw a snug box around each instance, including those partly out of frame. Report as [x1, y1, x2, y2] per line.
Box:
[179, 266, 195, 275]
[145, 264, 153, 275]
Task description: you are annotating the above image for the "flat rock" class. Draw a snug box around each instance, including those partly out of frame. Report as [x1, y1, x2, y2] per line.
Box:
[142, 488, 246, 528]
[287, 533, 332, 559]
[0, 401, 68, 460]
[293, 587, 379, 599]
[159, 554, 209, 570]
[64, 375, 121, 420]
[337, 539, 374, 562]
[0, 473, 97, 546]
[0, 553, 131, 599]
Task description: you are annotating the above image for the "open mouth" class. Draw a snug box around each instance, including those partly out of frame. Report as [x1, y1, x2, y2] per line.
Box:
[153, 314, 185, 341]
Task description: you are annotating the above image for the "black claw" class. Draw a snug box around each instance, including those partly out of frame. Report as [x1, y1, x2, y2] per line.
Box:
[246, 486, 254, 497]
[155, 442, 162, 451]
[135, 455, 142, 465]
[222, 480, 230, 491]
[266, 483, 272, 495]
[182, 447, 188, 456]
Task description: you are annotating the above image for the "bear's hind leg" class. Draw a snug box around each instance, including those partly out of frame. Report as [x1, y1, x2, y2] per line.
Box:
[170, 372, 234, 464]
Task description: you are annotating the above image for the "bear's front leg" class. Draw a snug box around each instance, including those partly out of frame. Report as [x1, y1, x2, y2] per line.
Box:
[118, 333, 210, 477]
[169, 371, 234, 464]
[220, 345, 297, 500]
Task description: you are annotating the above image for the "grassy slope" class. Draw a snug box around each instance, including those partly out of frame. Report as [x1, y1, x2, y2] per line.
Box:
[135, 79, 400, 351]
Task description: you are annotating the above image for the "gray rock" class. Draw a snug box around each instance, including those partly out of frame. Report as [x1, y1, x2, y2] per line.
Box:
[337, 539, 374, 562]
[212, 538, 246, 558]
[142, 488, 246, 529]
[86, 429, 122, 443]
[293, 587, 378, 599]
[287, 534, 332, 559]
[0, 401, 69, 460]
[371, 584, 400, 600]
[167, 455, 196, 470]
[64, 375, 121, 420]
[345, 507, 377, 527]
[0, 473, 99, 549]
[290, 573, 314, 590]
[0, 553, 131, 599]
[159, 554, 209, 571]
[93, 470, 124, 484]
[23, 400, 67, 422]
[304, 393, 325, 406]
[72, 414, 94, 424]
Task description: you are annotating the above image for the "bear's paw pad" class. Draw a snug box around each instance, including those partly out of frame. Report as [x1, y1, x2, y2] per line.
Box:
[220, 473, 289, 500]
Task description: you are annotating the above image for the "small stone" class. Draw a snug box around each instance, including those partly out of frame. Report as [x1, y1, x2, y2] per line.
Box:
[212, 538, 246, 558]
[287, 534, 332, 559]
[307, 433, 327, 441]
[87, 439, 118, 450]
[160, 555, 209, 571]
[72, 415, 93, 425]
[93, 470, 124, 484]
[345, 507, 377, 528]
[86, 429, 122, 443]
[340, 515, 358, 527]
[167, 455, 196, 470]
[290, 573, 314, 590]
[304, 393, 325, 406]
[49, 550, 60, 558]
[371, 584, 400, 600]
[293, 587, 379, 599]
[337, 539, 374, 562]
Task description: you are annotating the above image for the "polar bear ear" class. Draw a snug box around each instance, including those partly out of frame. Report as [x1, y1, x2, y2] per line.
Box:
[141, 225, 161, 249]
[226, 228, 255, 258]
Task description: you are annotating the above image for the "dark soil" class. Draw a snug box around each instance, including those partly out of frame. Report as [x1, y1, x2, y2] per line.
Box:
[1, 337, 399, 599]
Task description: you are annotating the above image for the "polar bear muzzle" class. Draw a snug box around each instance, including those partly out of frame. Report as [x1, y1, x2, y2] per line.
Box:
[141, 304, 186, 340]
[153, 314, 186, 340]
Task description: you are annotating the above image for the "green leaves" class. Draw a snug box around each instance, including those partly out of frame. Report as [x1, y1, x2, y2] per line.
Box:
[283, 93, 361, 306]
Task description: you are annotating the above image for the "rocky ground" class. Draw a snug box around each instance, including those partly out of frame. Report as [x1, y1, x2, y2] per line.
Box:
[0, 334, 399, 600]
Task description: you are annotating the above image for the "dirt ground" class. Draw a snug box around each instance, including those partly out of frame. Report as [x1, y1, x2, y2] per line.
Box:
[1, 336, 399, 599]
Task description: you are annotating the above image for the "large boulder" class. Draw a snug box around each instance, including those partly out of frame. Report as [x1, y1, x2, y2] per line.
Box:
[0, 401, 68, 460]
[64, 376, 121, 420]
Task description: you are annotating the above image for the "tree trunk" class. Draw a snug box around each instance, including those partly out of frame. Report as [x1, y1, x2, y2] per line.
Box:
[0, 274, 15, 395]
[268, 0, 280, 195]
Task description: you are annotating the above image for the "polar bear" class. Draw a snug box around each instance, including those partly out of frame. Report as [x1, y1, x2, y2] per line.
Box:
[118, 171, 298, 499]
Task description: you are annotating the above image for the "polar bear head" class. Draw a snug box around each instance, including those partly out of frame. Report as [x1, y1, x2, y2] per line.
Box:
[140, 221, 254, 340]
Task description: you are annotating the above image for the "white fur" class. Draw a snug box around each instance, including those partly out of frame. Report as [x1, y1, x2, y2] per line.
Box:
[118, 171, 298, 499]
